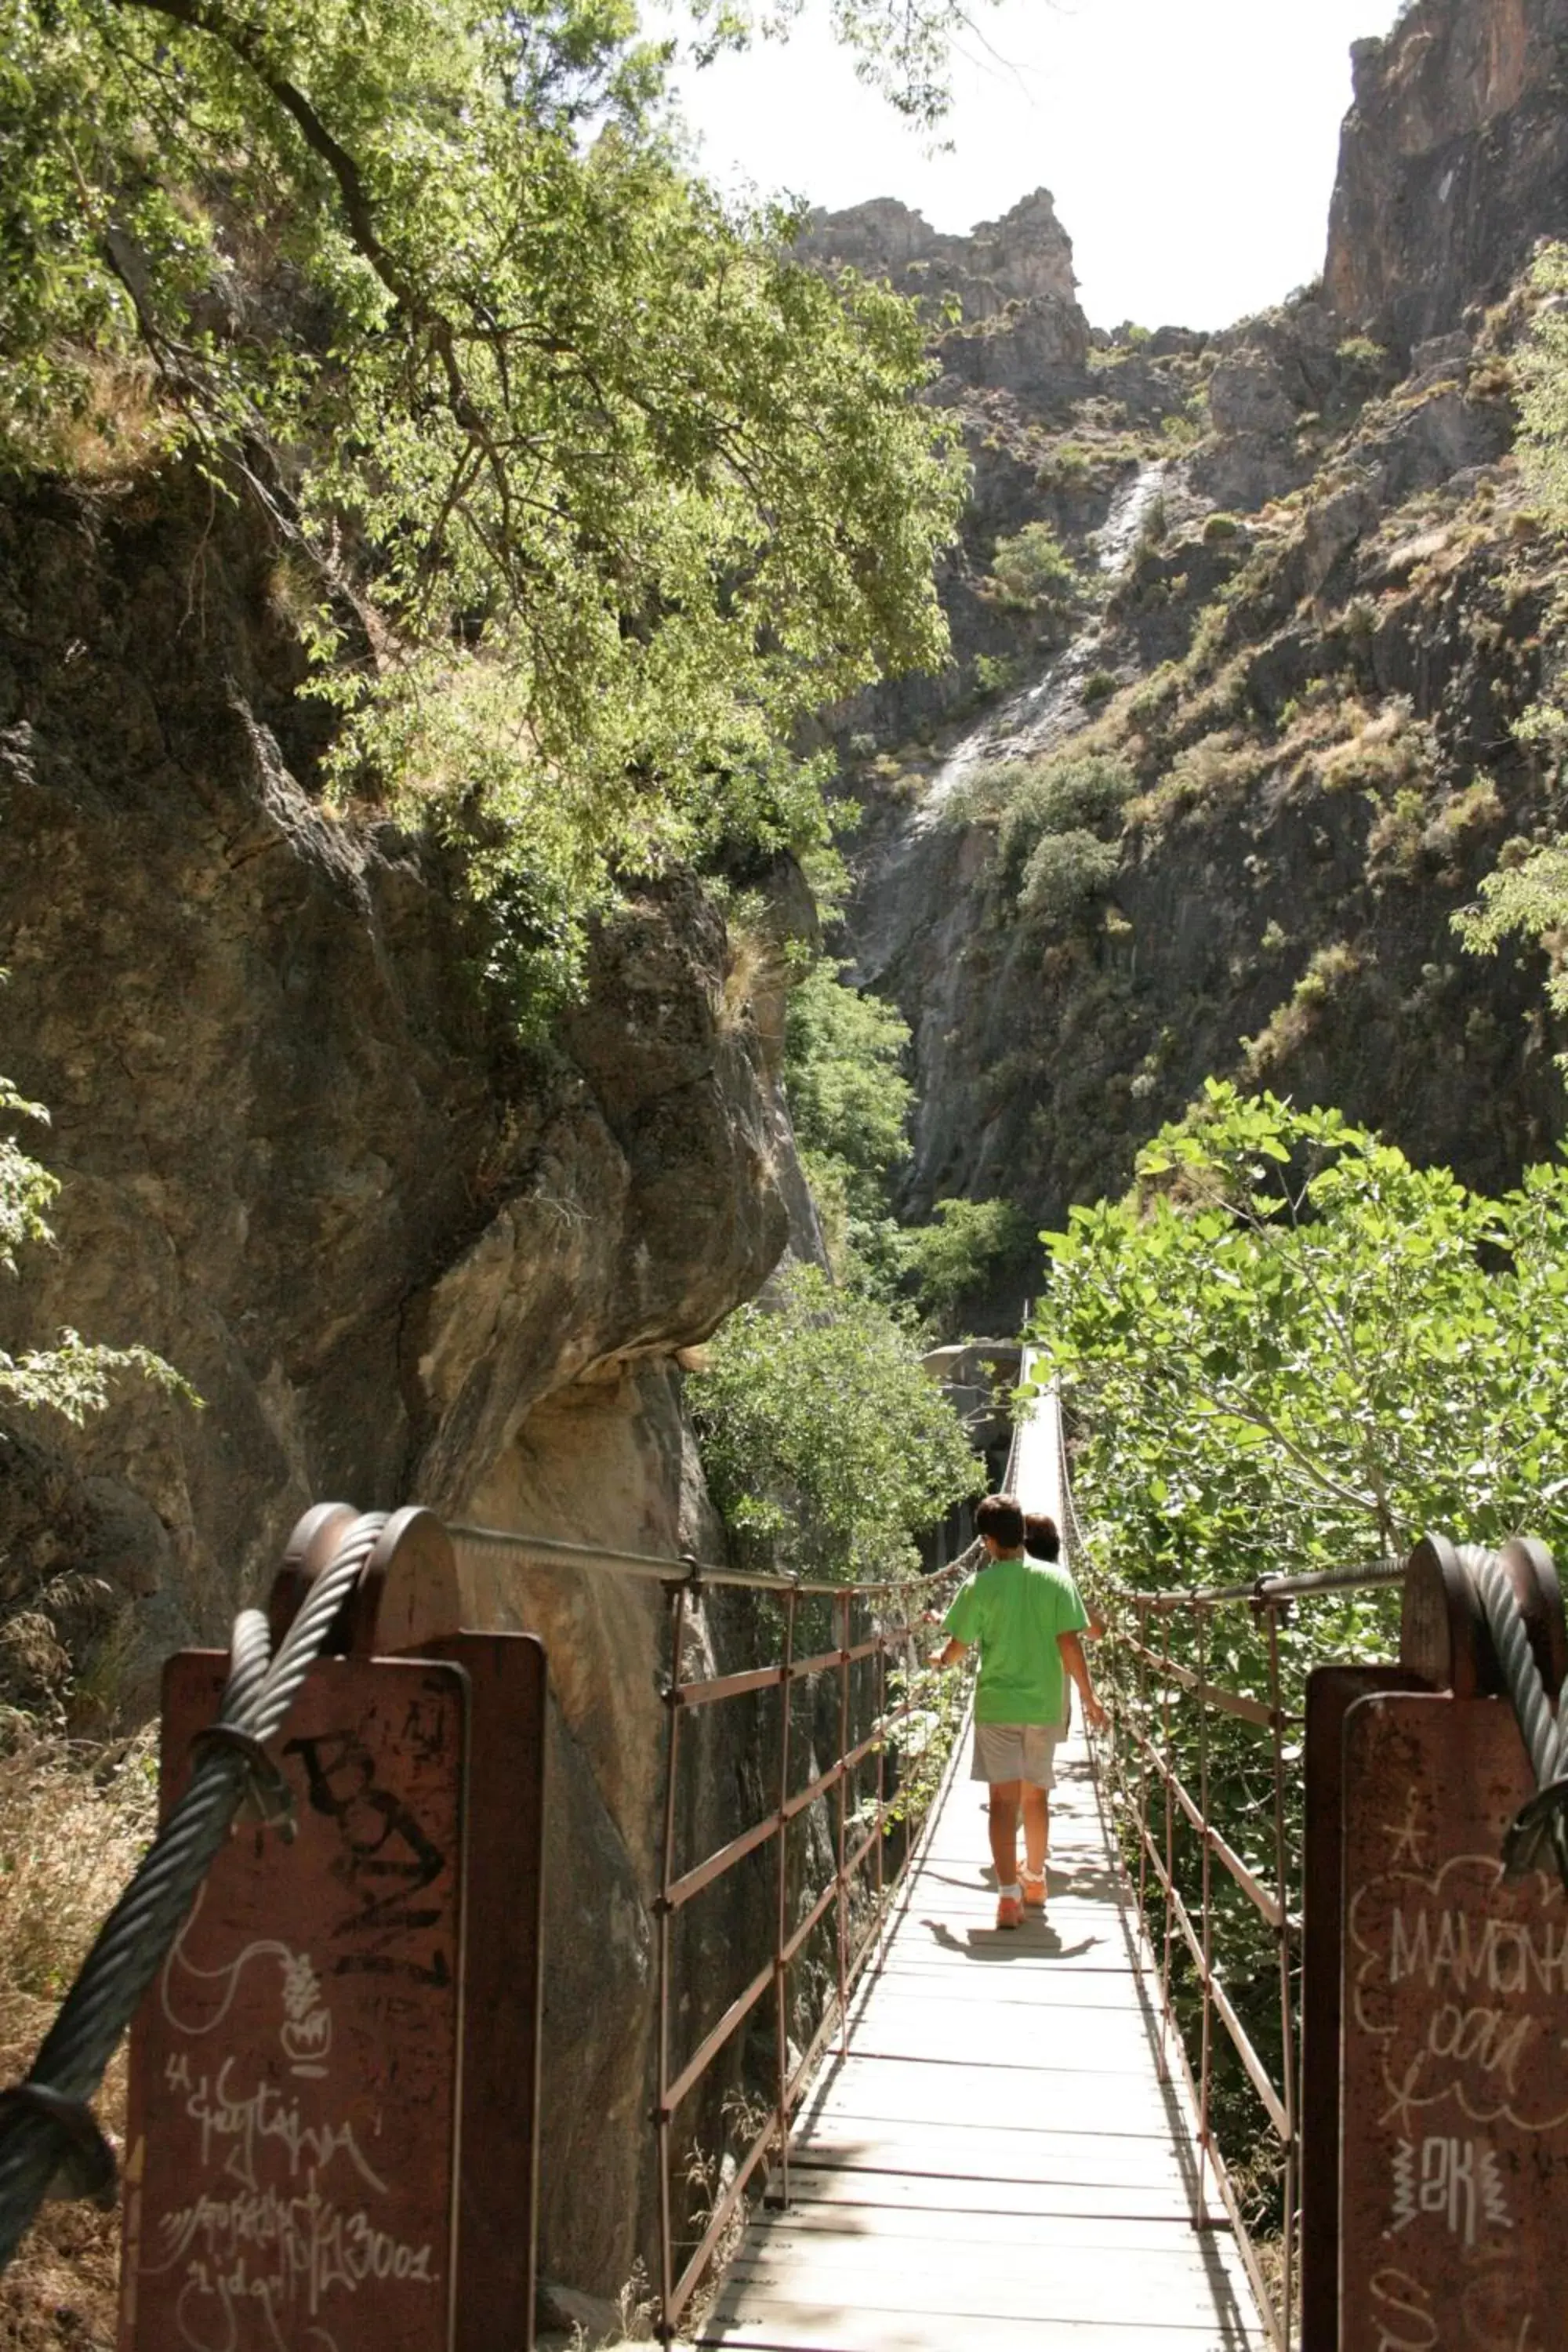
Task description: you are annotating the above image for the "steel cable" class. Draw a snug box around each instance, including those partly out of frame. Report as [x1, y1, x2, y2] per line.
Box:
[1463, 1544, 1559, 1782]
[1455, 1542, 1568, 1889]
[0, 1512, 387, 2271]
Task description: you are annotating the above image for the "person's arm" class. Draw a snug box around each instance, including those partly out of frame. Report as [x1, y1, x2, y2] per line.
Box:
[929, 1635, 968, 1668]
[1058, 1631, 1106, 1730]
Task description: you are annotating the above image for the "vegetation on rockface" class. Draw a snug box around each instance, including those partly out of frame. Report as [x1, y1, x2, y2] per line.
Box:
[1457, 242, 1568, 1044]
[1, 1075, 187, 1433]
[687, 1263, 977, 1583]
[2, 0, 967, 1018]
[781, 951, 1023, 1326]
[2, 1070, 191, 1726]
[987, 518, 1076, 612]
[1032, 1080, 1568, 2227]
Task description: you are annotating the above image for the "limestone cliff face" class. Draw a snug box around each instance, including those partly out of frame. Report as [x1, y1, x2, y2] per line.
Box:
[839, 40, 1568, 1334]
[802, 188, 1082, 331]
[0, 464, 795, 2295]
[1325, 0, 1568, 354]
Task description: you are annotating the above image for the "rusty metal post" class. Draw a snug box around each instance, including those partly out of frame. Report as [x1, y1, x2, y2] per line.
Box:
[654, 1579, 689, 2350]
[1135, 1598, 1152, 1940]
[873, 1628, 887, 1939]
[835, 1588, 851, 2059]
[1265, 1603, 1298, 2352]
[770, 1587, 798, 2209]
[1195, 1602, 1214, 2229]
[1158, 1605, 1177, 2082]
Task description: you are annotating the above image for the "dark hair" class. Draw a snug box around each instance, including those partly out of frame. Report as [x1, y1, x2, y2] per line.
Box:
[975, 1494, 1024, 1548]
[1024, 1513, 1061, 1562]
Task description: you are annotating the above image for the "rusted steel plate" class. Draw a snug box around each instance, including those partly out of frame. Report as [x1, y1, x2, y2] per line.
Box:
[1340, 1691, 1568, 2351]
[120, 1653, 469, 2352]
[422, 1632, 546, 2352]
[1300, 1666, 1427, 2351]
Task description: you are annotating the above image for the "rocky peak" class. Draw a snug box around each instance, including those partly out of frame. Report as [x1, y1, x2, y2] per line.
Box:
[1325, 0, 1568, 354]
[802, 185, 1081, 326]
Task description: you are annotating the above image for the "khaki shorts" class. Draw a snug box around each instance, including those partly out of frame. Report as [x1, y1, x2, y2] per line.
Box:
[970, 1722, 1062, 1789]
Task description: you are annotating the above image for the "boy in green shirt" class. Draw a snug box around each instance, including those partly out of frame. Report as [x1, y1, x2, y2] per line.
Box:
[931, 1493, 1105, 1929]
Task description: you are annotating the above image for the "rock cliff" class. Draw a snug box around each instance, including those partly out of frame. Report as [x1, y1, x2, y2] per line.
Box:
[0, 465, 797, 2296]
[1325, 0, 1568, 354]
[832, 1, 1568, 1332]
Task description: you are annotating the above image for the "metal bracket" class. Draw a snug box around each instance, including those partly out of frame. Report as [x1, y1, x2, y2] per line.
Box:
[189, 1722, 296, 1838]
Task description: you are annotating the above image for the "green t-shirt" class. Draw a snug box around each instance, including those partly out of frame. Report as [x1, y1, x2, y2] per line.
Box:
[943, 1552, 1089, 1726]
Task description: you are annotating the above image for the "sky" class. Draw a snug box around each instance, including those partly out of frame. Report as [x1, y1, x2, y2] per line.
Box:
[663, 0, 1406, 331]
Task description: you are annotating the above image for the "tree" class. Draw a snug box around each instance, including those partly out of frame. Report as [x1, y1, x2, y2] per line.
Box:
[1033, 1082, 1568, 2209]
[898, 1195, 1023, 1330]
[688, 0, 1003, 128]
[1, 0, 966, 1010]
[784, 955, 913, 1223]
[1032, 1080, 1568, 1589]
[687, 1262, 978, 1581]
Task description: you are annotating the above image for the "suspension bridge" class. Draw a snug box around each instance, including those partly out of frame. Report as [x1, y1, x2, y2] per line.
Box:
[0, 1371, 1564, 2352]
[698, 1379, 1265, 2350]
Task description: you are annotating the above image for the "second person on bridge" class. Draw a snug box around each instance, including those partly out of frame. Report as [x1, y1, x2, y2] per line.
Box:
[930, 1493, 1105, 1928]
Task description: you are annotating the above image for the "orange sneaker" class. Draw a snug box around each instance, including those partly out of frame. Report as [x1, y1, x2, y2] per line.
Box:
[1021, 1871, 1046, 1910]
[996, 1893, 1022, 1929]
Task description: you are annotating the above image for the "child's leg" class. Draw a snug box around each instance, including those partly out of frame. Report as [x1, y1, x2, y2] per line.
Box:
[1022, 1784, 1049, 1879]
[987, 1780, 1022, 1886]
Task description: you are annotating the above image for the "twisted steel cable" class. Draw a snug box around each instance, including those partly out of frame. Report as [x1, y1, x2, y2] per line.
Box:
[1455, 1542, 1568, 1889]
[0, 1512, 387, 2271]
[1463, 1545, 1559, 1782]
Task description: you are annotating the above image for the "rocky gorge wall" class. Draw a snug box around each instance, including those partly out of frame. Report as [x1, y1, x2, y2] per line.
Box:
[815, 0, 1568, 1334]
[0, 466, 803, 2299]
[1326, 0, 1568, 357]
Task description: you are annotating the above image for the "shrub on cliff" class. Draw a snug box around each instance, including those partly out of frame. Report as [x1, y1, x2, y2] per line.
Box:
[988, 521, 1076, 610]
[781, 956, 1022, 1330]
[1, 1075, 187, 1431]
[784, 959, 913, 1226]
[688, 1264, 978, 1582]
[0, 0, 965, 1015]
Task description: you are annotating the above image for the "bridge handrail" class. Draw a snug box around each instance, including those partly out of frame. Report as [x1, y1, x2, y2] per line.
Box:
[1038, 1381, 1412, 2352]
[457, 1519, 977, 2343]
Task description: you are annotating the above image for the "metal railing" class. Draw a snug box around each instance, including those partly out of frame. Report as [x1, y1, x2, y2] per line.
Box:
[454, 1523, 975, 2347]
[1041, 1401, 1398, 2352]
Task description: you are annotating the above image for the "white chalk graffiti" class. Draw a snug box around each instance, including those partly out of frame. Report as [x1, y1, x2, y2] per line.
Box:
[1388, 2136, 1512, 2247]
[150, 1925, 439, 2350]
[161, 1894, 335, 2080]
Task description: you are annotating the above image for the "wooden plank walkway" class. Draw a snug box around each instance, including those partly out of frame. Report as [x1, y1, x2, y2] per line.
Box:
[699, 1726, 1268, 2350]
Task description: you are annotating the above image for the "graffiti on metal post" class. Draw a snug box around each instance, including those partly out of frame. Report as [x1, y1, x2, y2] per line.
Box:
[119, 1656, 468, 2352]
[1341, 1694, 1568, 2351]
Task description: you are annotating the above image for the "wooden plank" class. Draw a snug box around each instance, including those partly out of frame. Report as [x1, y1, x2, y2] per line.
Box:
[700, 2299, 1258, 2350]
[777, 2168, 1201, 2223]
[844, 2022, 1168, 2075]
[728, 2230, 1260, 2286]
[720, 2249, 1263, 2321]
[797, 2051, 1181, 2117]
[747, 2201, 1251, 2258]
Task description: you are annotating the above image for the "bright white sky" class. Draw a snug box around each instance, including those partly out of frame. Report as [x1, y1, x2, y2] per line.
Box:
[663, 0, 1405, 331]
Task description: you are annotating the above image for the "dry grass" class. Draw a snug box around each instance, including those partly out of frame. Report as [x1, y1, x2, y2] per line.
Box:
[13, 355, 177, 485]
[0, 1727, 158, 2352]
